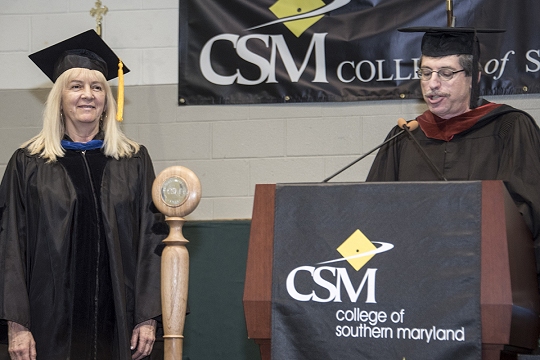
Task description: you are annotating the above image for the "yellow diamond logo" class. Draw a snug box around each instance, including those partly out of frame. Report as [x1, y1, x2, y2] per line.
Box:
[269, 0, 325, 37]
[337, 229, 377, 271]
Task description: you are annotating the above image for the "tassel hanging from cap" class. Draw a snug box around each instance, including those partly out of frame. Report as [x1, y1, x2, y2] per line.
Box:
[116, 59, 124, 122]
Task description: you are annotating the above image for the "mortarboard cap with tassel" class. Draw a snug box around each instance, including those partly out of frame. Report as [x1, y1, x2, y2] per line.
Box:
[28, 29, 129, 121]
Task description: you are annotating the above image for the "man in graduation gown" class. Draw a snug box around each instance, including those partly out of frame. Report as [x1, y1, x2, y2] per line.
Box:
[366, 28, 540, 288]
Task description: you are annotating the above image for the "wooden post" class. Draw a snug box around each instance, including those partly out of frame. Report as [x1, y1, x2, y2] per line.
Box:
[152, 166, 202, 360]
[160, 217, 189, 359]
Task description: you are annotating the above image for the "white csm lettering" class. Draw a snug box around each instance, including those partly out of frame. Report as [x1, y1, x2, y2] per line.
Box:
[412, 58, 421, 79]
[269, 33, 328, 83]
[286, 266, 377, 303]
[335, 268, 377, 303]
[337, 58, 420, 83]
[286, 266, 315, 301]
[394, 59, 412, 80]
[526, 50, 540, 73]
[337, 61, 355, 83]
[356, 60, 376, 82]
[236, 35, 272, 85]
[376, 60, 393, 81]
[484, 50, 515, 80]
[200, 34, 239, 85]
[199, 33, 328, 85]
[312, 266, 338, 302]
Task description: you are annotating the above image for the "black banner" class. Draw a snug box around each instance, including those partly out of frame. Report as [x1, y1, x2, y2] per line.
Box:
[272, 182, 482, 359]
[178, 0, 540, 105]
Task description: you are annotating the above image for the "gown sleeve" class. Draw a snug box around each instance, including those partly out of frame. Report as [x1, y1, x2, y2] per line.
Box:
[366, 126, 403, 182]
[133, 146, 166, 325]
[0, 150, 33, 329]
[496, 111, 540, 245]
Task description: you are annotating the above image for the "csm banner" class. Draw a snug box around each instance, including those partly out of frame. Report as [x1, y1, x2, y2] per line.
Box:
[272, 182, 482, 359]
[178, 0, 540, 105]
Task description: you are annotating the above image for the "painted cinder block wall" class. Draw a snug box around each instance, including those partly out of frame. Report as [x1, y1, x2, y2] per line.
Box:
[1, 1, 539, 220]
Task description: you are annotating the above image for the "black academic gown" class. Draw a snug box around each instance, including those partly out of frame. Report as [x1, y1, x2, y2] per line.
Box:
[0, 145, 165, 359]
[366, 102, 540, 284]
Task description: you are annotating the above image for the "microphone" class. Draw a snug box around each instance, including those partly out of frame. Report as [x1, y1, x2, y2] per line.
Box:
[322, 119, 418, 182]
[397, 118, 448, 181]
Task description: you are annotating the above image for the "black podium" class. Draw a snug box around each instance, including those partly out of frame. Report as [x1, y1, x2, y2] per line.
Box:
[243, 181, 540, 360]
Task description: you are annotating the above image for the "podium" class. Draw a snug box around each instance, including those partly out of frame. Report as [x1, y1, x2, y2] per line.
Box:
[243, 181, 540, 360]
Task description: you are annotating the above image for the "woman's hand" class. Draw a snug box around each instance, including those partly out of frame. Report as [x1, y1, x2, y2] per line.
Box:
[131, 319, 157, 360]
[7, 321, 36, 360]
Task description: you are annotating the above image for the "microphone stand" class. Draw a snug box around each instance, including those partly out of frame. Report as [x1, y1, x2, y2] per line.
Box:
[322, 129, 406, 182]
[400, 123, 448, 181]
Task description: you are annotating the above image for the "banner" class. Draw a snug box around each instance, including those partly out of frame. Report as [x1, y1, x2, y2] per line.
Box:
[178, 0, 540, 105]
[271, 182, 482, 359]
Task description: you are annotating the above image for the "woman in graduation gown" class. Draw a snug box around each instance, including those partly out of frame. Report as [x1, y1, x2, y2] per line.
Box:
[0, 30, 165, 360]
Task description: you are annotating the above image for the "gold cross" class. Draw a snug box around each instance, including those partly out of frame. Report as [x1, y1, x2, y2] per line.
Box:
[90, 0, 108, 37]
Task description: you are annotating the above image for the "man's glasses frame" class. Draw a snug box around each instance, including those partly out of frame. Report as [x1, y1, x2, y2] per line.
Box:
[416, 68, 465, 81]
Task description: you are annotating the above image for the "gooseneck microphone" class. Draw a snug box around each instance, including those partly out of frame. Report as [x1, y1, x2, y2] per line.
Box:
[322, 119, 418, 182]
[397, 118, 447, 181]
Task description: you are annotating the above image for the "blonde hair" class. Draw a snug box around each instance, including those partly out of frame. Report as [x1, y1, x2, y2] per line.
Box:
[22, 68, 140, 162]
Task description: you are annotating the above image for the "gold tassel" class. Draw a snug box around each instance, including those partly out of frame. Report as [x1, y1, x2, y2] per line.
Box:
[116, 59, 124, 122]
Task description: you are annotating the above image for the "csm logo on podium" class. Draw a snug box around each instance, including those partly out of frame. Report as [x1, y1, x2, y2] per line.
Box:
[286, 229, 394, 304]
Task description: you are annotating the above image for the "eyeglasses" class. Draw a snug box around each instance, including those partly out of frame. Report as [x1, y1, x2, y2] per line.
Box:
[416, 68, 465, 81]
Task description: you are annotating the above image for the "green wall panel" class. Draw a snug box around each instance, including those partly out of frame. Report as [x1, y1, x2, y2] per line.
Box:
[181, 220, 261, 360]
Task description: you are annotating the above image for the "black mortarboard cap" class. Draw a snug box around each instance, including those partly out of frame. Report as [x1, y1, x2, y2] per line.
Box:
[398, 27, 504, 109]
[398, 27, 504, 57]
[28, 29, 130, 82]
